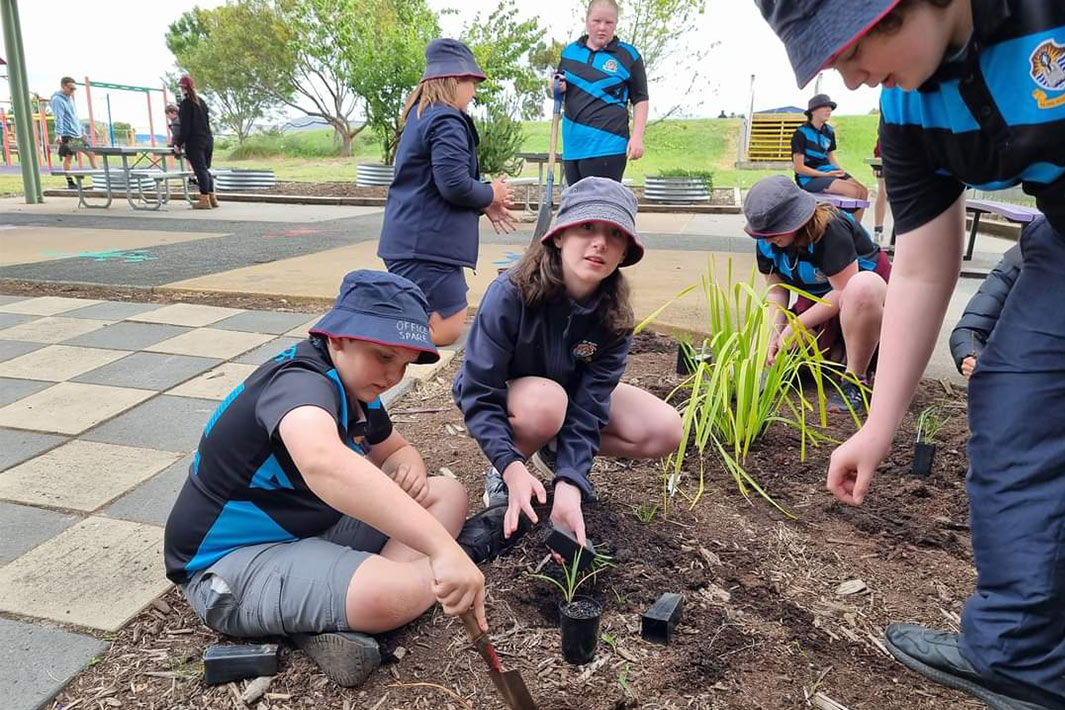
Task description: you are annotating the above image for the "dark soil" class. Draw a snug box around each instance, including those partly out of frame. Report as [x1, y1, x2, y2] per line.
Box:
[52, 330, 979, 710]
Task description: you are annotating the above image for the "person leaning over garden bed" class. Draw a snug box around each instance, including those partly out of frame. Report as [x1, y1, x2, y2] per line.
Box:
[745, 175, 891, 413]
[378, 38, 515, 347]
[791, 93, 869, 224]
[453, 177, 682, 549]
[759, 0, 1065, 707]
[163, 271, 512, 688]
[949, 244, 1021, 380]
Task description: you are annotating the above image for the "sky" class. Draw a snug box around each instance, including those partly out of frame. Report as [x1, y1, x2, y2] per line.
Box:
[8, 0, 882, 134]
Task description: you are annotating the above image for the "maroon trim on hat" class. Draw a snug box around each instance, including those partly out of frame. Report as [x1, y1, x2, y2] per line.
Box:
[421, 72, 487, 83]
[817, 0, 905, 77]
[308, 328, 439, 361]
[540, 218, 645, 266]
[744, 224, 794, 239]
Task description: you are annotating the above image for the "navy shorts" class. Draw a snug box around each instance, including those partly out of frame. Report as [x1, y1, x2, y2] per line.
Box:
[383, 259, 468, 318]
[799, 174, 852, 193]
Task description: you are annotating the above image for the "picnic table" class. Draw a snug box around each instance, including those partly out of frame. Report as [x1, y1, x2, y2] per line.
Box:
[965, 198, 1041, 260]
[65, 146, 193, 211]
[813, 192, 870, 211]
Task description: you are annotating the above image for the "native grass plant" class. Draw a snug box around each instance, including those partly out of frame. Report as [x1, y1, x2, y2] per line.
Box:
[528, 548, 615, 605]
[916, 405, 948, 444]
[637, 259, 861, 516]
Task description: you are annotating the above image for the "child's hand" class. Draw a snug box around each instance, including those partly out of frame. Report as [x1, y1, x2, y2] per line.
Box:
[501, 461, 547, 538]
[390, 463, 429, 505]
[827, 424, 893, 506]
[490, 177, 513, 207]
[429, 544, 487, 629]
[484, 201, 517, 234]
[549, 481, 586, 563]
[961, 355, 976, 379]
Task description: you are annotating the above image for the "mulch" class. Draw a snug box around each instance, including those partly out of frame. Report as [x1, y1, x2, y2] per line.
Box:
[51, 330, 979, 710]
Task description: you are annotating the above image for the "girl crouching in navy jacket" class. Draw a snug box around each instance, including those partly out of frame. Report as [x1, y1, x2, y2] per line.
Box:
[453, 177, 682, 547]
[378, 39, 515, 347]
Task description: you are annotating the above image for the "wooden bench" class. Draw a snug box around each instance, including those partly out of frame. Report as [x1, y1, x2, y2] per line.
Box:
[129, 170, 195, 210]
[965, 198, 1041, 260]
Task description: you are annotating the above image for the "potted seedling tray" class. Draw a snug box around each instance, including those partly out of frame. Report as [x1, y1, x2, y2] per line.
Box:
[559, 595, 602, 664]
[912, 405, 946, 476]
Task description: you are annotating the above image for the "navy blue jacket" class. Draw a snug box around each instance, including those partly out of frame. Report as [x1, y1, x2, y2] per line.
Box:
[453, 274, 632, 499]
[949, 244, 1022, 372]
[378, 103, 494, 268]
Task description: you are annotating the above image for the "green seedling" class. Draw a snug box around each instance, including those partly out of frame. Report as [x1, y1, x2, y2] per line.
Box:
[632, 502, 659, 524]
[528, 547, 615, 605]
[618, 663, 636, 700]
[916, 404, 948, 444]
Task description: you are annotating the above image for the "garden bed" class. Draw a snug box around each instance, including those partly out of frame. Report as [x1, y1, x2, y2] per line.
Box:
[52, 331, 976, 709]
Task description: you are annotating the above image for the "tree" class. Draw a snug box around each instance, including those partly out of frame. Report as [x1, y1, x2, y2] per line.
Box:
[165, 4, 291, 143]
[346, 0, 440, 164]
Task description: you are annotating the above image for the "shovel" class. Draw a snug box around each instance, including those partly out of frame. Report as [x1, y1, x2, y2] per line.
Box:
[531, 75, 565, 244]
[460, 611, 538, 710]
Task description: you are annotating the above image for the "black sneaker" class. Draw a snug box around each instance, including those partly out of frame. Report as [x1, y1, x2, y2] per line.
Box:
[66, 177, 77, 189]
[482, 466, 508, 508]
[885, 624, 1056, 710]
[457, 505, 528, 563]
[829, 375, 869, 415]
[292, 631, 380, 687]
[530, 440, 557, 478]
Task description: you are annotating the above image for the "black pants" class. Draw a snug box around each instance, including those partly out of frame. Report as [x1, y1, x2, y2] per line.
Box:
[563, 154, 626, 185]
[185, 139, 214, 194]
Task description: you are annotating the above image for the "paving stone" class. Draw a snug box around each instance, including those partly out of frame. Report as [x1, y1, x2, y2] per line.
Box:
[233, 336, 303, 365]
[0, 429, 67, 472]
[104, 453, 192, 527]
[0, 312, 34, 330]
[0, 377, 51, 407]
[62, 320, 192, 351]
[0, 440, 181, 512]
[0, 516, 170, 632]
[0, 316, 111, 344]
[0, 295, 29, 306]
[213, 310, 314, 335]
[0, 382, 154, 435]
[0, 340, 44, 363]
[82, 395, 215, 452]
[283, 315, 323, 337]
[0, 296, 102, 316]
[145, 327, 273, 360]
[72, 351, 220, 391]
[61, 301, 164, 321]
[129, 302, 243, 327]
[0, 501, 78, 565]
[168, 362, 258, 400]
[0, 618, 108, 710]
[0, 345, 129, 382]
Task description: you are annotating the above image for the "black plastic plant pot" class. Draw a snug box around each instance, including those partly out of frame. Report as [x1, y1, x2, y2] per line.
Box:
[676, 344, 712, 375]
[559, 595, 602, 665]
[912, 442, 937, 476]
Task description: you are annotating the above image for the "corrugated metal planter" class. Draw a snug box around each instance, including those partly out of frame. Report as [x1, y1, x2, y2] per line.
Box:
[212, 169, 276, 192]
[95, 170, 155, 192]
[644, 176, 712, 204]
[356, 163, 395, 187]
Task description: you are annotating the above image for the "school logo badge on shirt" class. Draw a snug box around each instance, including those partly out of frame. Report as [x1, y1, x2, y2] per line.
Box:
[572, 340, 599, 362]
[1030, 39, 1065, 109]
[603, 59, 618, 73]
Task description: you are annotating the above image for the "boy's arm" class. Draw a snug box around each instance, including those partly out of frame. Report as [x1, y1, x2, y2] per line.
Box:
[369, 429, 429, 505]
[827, 194, 965, 505]
[280, 405, 485, 623]
[948, 246, 1022, 371]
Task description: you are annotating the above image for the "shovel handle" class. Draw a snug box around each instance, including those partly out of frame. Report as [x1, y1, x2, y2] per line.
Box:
[459, 611, 503, 673]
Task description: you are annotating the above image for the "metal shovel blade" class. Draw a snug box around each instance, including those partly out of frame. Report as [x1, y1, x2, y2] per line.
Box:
[493, 669, 538, 710]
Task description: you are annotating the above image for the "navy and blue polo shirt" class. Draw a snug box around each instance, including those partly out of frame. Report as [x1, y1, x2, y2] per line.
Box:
[163, 338, 393, 584]
[791, 122, 838, 187]
[756, 212, 880, 296]
[880, 0, 1065, 235]
[558, 35, 649, 161]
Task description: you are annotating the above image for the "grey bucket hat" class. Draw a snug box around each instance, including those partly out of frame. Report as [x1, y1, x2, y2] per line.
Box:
[755, 0, 904, 87]
[805, 93, 837, 116]
[541, 177, 645, 267]
[743, 175, 818, 238]
[421, 38, 486, 83]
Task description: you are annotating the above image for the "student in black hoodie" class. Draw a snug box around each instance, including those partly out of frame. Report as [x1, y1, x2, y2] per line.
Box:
[174, 75, 216, 210]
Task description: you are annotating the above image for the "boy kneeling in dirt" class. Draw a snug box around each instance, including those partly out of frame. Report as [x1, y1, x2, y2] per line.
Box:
[163, 270, 508, 687]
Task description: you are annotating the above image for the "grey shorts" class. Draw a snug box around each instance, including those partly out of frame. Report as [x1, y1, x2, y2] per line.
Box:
[181, 516, 388, 638]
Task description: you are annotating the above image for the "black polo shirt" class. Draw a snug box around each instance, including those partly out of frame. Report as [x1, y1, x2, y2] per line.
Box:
[756, 212, 880, 295]
[791, 122, 838, 187]
[880, 0, 1065, 234]
[558, 35, 649, 161]
[163, 338, 393, 584]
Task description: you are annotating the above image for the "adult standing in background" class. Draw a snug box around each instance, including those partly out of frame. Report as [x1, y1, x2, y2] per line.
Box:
[174, 75, 216, 210]
[50, 76, 97, 188]
[791, 94, 868, 223]
[556, 0, 649, 184]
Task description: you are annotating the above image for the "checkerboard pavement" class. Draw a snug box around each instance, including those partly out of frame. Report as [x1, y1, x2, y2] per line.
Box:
[0, 295, 457, 710]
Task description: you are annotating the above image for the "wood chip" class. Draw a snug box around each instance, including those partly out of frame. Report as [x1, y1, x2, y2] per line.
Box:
[811, 692, 850, 710]
[698, 547, 722, 566]
[835, 579, 868, 596]
[438, 467, 457, 479]
[150, 598, 172, 615]
[241, 676, 273, 704]
[393, 646, 408, 660]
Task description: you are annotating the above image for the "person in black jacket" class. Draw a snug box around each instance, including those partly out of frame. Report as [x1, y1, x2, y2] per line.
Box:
[378, 39, 515, 346]
[174, 75, 215, 210]
[949, 245, 1022, 380]
[454, 177, 681, 549]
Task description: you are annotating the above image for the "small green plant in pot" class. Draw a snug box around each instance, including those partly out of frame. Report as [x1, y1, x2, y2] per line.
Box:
[913, 405, 947, 476]
[529, 549, 614, 665]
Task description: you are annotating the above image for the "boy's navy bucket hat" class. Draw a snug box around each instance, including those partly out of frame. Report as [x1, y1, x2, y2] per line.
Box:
[421, 38, 486, 83]
[541, 176, 645, 267]
[755, 0, 904, 87]
[805, 93, 837, 117]
[310, 270, 439, 364]
[743, 175, 818, 238]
